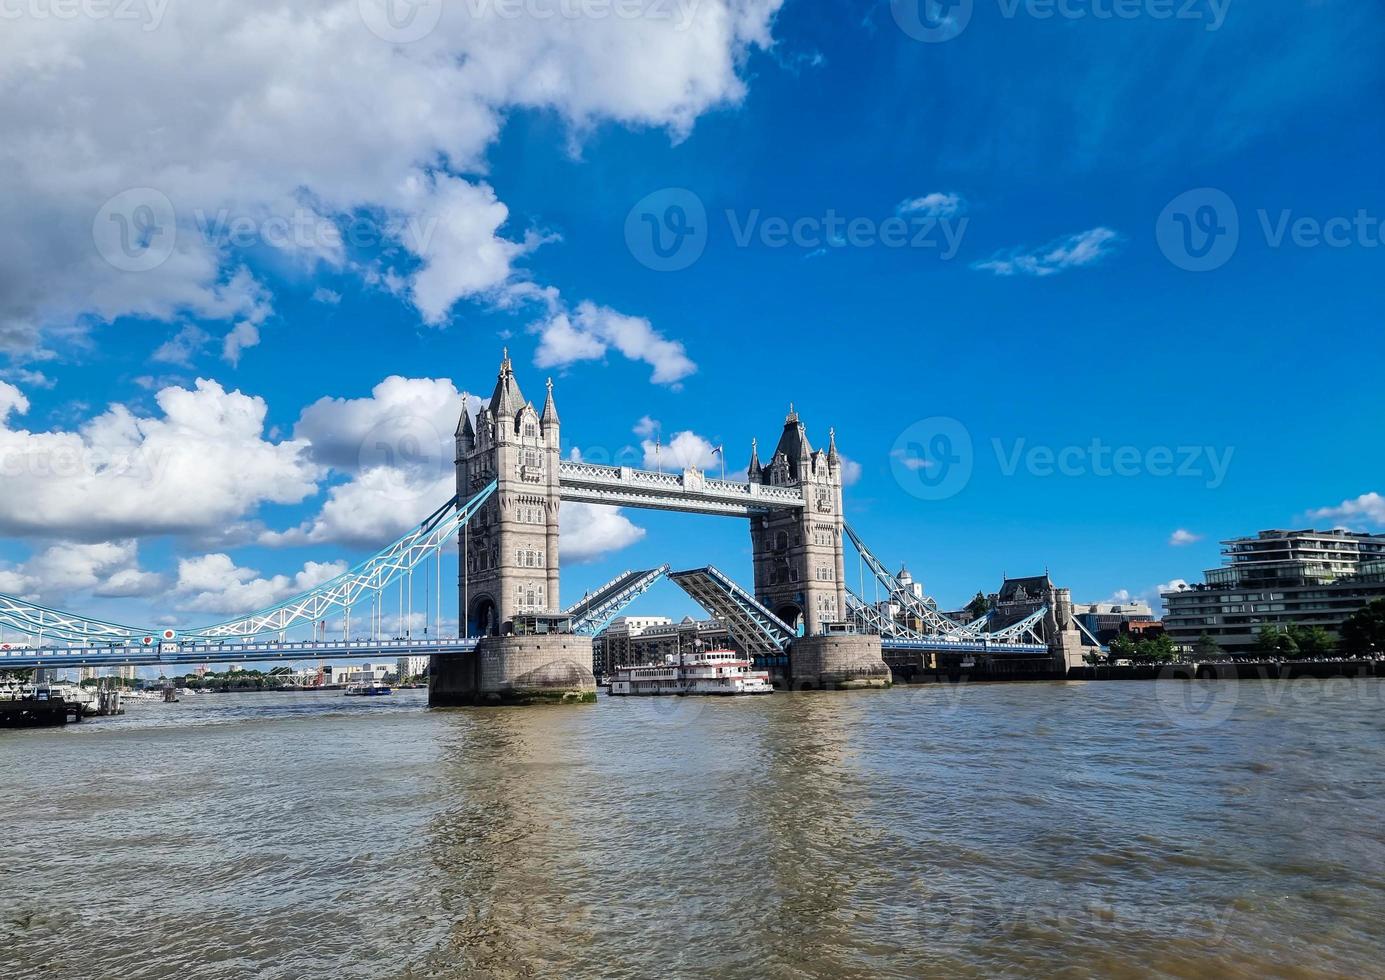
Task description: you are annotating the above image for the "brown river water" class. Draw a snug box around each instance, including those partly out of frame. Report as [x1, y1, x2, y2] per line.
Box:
[3, 678, 1384, 979]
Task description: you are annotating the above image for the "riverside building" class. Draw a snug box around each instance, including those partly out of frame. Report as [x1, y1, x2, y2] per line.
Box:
[1162, 528, 1385, 653]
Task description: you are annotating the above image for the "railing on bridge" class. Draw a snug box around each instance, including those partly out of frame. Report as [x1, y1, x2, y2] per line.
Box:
[558, 460, 804, 517]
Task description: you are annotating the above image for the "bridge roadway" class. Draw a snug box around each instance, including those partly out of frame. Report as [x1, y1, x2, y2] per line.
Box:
[0, 633, 1046, 671]
[0, 637, 480, 671]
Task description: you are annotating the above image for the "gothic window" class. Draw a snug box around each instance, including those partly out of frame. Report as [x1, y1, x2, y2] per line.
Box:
[525, 423, 536, 437]
[774, 531, 789, 552]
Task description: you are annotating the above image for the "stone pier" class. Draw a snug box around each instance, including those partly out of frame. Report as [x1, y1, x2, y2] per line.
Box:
[788, 634, 892, 690]
[429, 634, 597, 706]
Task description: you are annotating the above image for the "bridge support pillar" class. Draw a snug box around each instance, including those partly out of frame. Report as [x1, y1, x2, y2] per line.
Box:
[787, 634, 891, 690]
[429, 634, 597, 707]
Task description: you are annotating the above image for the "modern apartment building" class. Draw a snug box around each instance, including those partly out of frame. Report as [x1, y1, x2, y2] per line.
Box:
[1163, 528, 1385, 652]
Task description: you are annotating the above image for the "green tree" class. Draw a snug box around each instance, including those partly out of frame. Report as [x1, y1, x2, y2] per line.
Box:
[1193, 631, 1222, 659]
[966, 591, 990, 621]
[1341, 599, 1385, 656]
[1285, 624, 1334, 659]
[1255, 625, 1284, 657]
[1108, 634, 1139, 661]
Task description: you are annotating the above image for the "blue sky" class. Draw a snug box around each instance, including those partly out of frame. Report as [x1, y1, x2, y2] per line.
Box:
[0, 0, 1382, 642]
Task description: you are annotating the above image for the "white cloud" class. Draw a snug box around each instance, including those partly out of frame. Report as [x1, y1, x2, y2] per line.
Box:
[0, 378, 320, 540]
[1169, 528, 1203, 546]
[265, 377, 483, 547]
[642, 429, 721, 471]
[839, 454, 862, 486]
[633, 415, 660, 438]
[0, 1, 780, 357]
[312, 287, 342, 305]
[896, 192, 965, 218]
[1309, 492, 1385, 530]
[560, 502, 645, 563]
[534, 301, 697, 385]
[152, 325, 212, 367]
[173, 553, 346, 616]
[222, 321, 262, 366]
[971, 227, 1121, 277]
[0, 540, 163, 603]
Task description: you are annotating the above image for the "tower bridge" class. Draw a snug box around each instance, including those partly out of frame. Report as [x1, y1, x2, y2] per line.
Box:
[0, 353, 1091, 698]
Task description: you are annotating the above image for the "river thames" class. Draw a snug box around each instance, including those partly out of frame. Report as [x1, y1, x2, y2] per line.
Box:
[3, 679, 1384, 979]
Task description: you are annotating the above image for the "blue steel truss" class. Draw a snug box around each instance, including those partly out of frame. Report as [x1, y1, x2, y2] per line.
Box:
[565, 565, 670, 635]
[842, 523, 982, 638]
[666, 565, 798, 659]
[0, 482, 496, 647]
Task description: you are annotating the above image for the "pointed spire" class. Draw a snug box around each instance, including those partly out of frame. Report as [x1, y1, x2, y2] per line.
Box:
[747, 437, 762, 483]
[455, 392, 475, 442]
[541, 377, 559, 425]
[827, 426, 839, 464]
[488, 348, 525, 417]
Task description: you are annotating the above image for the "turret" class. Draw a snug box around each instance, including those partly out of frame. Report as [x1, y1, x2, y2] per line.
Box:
[747, 438, 762, 484]
[541, 377, 560, 432]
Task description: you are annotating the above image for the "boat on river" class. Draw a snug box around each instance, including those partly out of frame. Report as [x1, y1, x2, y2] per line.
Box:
[609, 649, 773, 697]
[344, 682, 392, 697]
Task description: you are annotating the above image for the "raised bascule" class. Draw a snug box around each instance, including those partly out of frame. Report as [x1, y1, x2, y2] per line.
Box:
[0, 353, 1093, 700]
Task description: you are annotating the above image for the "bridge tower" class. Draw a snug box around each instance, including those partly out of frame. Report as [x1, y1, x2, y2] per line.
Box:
[455, 350, 562, 636]
[749, 411, 890, 690]
[434, 352, 594, 706]
[749, 409, 847, 636]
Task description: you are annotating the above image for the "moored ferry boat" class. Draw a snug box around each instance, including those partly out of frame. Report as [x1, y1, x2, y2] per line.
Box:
[609, 649, 773, 697]
[344, 682, 392, 697]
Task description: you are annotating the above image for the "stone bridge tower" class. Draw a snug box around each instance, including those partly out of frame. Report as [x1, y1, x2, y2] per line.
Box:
[748, 409, 848, 636]
[455, 351, 562, 636]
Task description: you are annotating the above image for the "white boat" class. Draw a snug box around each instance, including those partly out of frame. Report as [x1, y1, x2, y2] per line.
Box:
[344, 682, 392, 697]
[609, 649, 773, 697]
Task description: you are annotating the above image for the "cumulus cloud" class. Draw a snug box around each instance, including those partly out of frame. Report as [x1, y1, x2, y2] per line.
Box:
[1169, 528, 1203, 546]
[560, 502, 646, 563]
[0, 0, 780, 358]
[263, 377, 486, 547]
[173, 553, 347, 616]
[0, 379, 320, 540]
[0, 540, 163, 603]
[642, 429, 721, 471]
[896, 192, 965, 218]
[971, 227, 1121, 277]
[534, 301, 697, 385]
[838, 454, 863, 486]
[1309, 492, 1385, 530]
